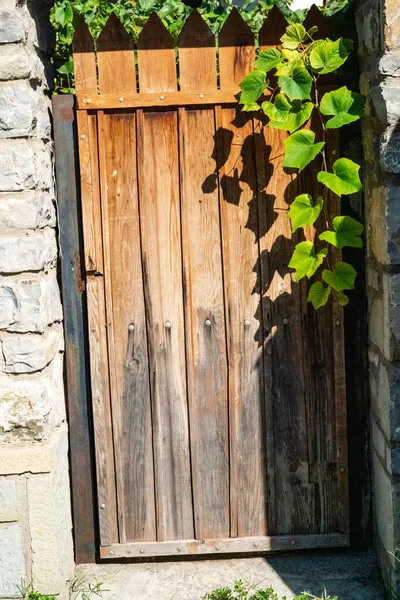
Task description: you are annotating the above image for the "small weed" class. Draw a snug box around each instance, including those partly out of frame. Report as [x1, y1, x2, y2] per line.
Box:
[202, 580, 338, 600]
[70, 573, 111, 600]
[18, 582, 56, 600]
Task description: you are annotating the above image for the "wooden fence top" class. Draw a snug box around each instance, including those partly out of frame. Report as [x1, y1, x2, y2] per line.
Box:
[72, 5, 332, 106]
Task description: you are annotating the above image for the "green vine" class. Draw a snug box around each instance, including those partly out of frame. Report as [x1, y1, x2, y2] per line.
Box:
[239, 22, 365, 309]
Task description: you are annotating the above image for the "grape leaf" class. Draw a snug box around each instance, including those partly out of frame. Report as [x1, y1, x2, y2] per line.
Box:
[320, 86, 366, 128]
[262, 95, 313, 133]
[308, 282, 332, 309]
[280, 23, 308, 50]
[319, 215, 364, 248]
[239, 70, 267, 105]
[337, 291, 350, 306]
[242, 102, 261, 112]
[283, 130, 325, 171]
[254, 48, 282, 72]
[288, 241, 328, 281]
[322, 261, 357, 291]
[310, 38, 349, 74]
[288, 194, 324, 232]
[55, 5, 74, 26]
[278, 65, 313, 100]
[317, 158, 362, 195]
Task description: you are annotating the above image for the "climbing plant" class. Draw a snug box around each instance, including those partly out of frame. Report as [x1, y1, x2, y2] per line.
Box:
[239, 21, 365, 309]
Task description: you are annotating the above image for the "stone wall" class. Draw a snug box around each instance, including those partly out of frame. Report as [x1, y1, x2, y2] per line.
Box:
[355, 0, 400, 595]
[0, 0, 74, 598]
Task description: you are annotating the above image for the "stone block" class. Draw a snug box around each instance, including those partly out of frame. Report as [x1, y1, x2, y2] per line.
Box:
[371, 82, 400, 127]
[387, 184, 400, 265]
[0, 141, 52, 193]
[0, 525, 24, 597]
[372, 449, 394, 555]
[0, 84, 51, 140]
[380, 50, 400, 76]
[28, 432, 74, 595]
[0, 11, 24, 44]
[2, 328, 62, 374]
[0, 229, 57, 274]
[381, 132, 400, 173]
[0, 193, 56, 232]
[0, 478, 17, 522]
[0, 355, 65, 441]
[355, 0, 382, 55]
[370, 357, 390, 439]
[384, 0, 400, 50]
[0, 273, 62, 333]
[0, 425, 68, 475]
[0, 45, 31, 81]
[372, 417, 389, 463]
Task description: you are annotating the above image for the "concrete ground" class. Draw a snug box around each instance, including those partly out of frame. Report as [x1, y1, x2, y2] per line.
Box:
[75, 551, 386, 600]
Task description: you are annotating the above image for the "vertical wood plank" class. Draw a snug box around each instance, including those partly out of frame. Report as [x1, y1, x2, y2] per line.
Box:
[179, 105, 230, 539]
[86, 275, 119, 546]
[256, 7, 312, 535]
[72, 18, 97, 95]
[136, 18, 193, 541]
[218, 8, 255, 91]
[97, 14, 137, 94]
[138, 13, 177, 93]
[97, 110, 156, 543]
[76, 110, 103, 274]
[179, 10, 217, 92]
[303, 5, 333, 39]
[217, 107, 267, 537]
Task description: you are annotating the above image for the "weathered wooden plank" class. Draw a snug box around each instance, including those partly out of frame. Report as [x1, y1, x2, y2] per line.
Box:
[258, 5, 288, 47]
[76, 91, 242, 109]
[138, 13, 177, 93]
[218, 8, 255, 91]
[216, 107, 267, 538]
[97, 110, 156, 543]
[101, 533, 350, 559]
[255, 115, 313, 535]
[303, 4, 333, 39]
[136, 32, 193, 540]
[76, 110, 103, 274]
[72, 18, 97, 95]
[96, 14, 136, 94]
[86, 275, 119, 546]
[179, 10, 217, 93]
[179, 105, 229, 539]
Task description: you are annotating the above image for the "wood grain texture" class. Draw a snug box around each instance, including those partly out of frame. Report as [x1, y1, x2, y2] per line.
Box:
[179, 10, 217, 93]
[76, 91, 241, 110]
[101, 533, 350, 559]
[137, 45, 193, 540]
[86, 275, 118, 546]
[258, 5, 288, 47]
[138, 13, 177, 93]
[179, 106, 229, 539]
[218, 9, 255, 91]
[72, 17, 97, 95]
[97, 110, 156, 544]
[76, 110, 103, 274]
[97, 14, 136, 94]
[217, 107, 267, 537]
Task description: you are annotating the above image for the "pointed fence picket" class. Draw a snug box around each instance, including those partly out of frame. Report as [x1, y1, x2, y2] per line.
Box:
[71, 6, 350, 560]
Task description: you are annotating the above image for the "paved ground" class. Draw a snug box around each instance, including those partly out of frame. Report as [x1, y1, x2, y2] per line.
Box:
[75, 551, 386, 599]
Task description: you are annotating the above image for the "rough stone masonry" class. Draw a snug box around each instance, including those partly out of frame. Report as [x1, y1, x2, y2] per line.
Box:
[0, 0, 74, 598]
[356, 0, 400, 596]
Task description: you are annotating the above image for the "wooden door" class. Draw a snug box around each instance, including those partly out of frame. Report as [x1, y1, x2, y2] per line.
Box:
[73, 8, 350, 560]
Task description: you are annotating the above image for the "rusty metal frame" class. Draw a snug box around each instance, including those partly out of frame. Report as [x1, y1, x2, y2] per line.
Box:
[53, 94, 97, 563]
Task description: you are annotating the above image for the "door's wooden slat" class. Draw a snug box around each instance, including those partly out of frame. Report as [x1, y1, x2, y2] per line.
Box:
[136, 29, 193, 541]
[86, 276, 118, 546]
[72, 18, 97, 95]
[138, 13, 177, 93]
[258, 5, 288, 47]
[101, 533, 350, 559]
[97, 111, 156, 543]
[218, 8, 255, 91]
[179, 10, 216, 93]
[76, 111, 103, 274]
[96, 14, 136, 94]
[217, 108, 267, 537]
[179, 105, 230, 539]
